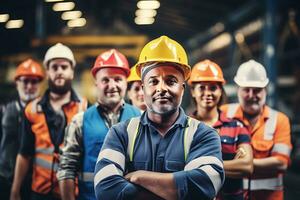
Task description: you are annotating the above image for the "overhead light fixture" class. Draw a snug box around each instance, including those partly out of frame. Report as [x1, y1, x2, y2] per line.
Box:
[236, 19, 263, 37]
[135, 17, 155, 25]
[135, 9, 157, 18]
[67, 17, 86, 27]
[235, 32, 245, 43]
[203, 32, 232, 52]
[5, 19, 24, 29]
[53, 2, 75, 12]
[45, 0, 64, 2]
[137, 1, 160, 10]
[61, 10, 82, 20]
[0, 14, 9, 23]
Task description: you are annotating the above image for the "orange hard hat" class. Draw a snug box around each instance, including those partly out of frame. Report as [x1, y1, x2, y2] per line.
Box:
[14, 59, 44, 80]
[91, 49, 130, 78]
[188, 59, 225, 85]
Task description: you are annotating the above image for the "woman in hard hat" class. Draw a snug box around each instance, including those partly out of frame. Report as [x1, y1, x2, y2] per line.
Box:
[126, 66, 146, 112]
[188, 59, 253, 200]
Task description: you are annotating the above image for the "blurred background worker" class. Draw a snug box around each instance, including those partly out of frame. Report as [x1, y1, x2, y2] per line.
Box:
[0, 59, 44, 200]
[10, 43, 87, 200]
[126, 65, 146, 112]
[94, 36, 224, 200]
[221, 60, 292, 200]
[188, 59, 253, 200]
[57, 49, 140, 200]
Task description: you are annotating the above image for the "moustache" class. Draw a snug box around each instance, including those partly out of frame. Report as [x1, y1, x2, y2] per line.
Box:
[153, 93, 172, 101]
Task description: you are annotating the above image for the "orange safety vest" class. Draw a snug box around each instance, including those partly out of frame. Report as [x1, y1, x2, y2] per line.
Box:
[221, 103, 292, 200]
[25, 97, 87, 197]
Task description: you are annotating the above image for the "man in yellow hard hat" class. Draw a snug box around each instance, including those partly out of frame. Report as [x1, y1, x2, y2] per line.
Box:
[94, 36, 224, 200]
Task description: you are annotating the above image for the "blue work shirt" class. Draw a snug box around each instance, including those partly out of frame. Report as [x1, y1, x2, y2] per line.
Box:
[94, 108, 224, 200]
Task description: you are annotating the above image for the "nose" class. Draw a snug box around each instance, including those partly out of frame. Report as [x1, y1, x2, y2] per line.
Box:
[108, 79, 117, 89]
[156, 79, 167, 92]
[137, 88, 144, 96]
[247, 89, 254, 98]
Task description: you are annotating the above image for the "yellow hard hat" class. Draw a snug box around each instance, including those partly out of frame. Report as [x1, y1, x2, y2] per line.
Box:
[127, 65, 141, 82]
[136, 35, 191, 80]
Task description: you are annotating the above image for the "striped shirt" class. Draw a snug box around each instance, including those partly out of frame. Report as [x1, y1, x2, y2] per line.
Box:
[191, 110, 251, 200]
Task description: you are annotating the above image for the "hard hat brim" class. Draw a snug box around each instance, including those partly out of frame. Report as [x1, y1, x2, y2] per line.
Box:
[234, 77, 269, 88]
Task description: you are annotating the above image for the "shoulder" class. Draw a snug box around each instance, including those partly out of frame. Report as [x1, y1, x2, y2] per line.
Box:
[123, 103, 141, 115]
[267, 106, 290, 123]
[194, 120, 220, 142]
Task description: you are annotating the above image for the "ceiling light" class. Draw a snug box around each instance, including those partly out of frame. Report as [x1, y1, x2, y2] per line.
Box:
[134, 17, 155, 25]
[137, 1, 160, 10]
[67, 18, 86, 27]
[203, 32, 232, 52]
[53, 2, 75, 12]
[45, 0, 64, 2]
[0, 14, 9, 23]
[135, 9, 157, 18]
[5, 19, 24, 29]
[61, 10, 82, 20]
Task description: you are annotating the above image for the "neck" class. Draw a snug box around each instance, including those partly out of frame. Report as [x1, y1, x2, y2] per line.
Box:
[49, 91, 71, 111]
[244, 112, 260, 127]
[98, 100, 123, 113]
[148, 108, 179, 136]
[196, 105, 219, 126]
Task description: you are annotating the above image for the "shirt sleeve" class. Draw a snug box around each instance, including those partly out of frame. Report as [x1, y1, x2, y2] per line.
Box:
[94, 121, 142, 200]
[271, 112, 292, 164]
[19, 114, 35, 156]
[57, 112, 84, 181]
[173, 123, 225, 200]
[235, 120, 251, 145]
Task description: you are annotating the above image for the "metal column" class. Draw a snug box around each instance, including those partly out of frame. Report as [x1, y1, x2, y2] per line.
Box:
[263, 0, 278, 107]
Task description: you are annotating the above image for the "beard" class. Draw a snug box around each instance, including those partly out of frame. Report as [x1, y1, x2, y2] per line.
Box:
[48, 78, 72, 95]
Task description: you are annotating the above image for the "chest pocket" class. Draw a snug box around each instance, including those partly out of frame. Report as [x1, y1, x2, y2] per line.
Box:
[252, 140, 274, 158]
[165, 160, 185, 172]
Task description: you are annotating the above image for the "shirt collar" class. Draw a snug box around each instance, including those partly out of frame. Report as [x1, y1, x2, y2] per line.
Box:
[213, 110, 231, 127]
[140, 107, 187, 128]
[38, 88, 80, 106]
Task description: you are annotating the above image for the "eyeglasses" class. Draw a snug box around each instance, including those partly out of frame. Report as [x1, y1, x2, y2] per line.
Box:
[195, 84, 221, 92]
[18, 78, 40, 85]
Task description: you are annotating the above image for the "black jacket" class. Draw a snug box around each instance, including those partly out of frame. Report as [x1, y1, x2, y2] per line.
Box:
[0, 100, 24, 182]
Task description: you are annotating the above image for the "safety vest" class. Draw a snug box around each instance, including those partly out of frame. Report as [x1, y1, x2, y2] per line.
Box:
[224, 103, 285, 191]
[25, 97, 87, 196]
[79, 103, 140, 200]
[126, 116, 201, 162]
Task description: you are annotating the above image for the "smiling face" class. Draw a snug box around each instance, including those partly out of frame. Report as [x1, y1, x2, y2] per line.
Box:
[127, 81, 146, 111]
[238, 87, 266, 116]
[95, 68, 127, 107]
[191, 81, 222, 110]
[142, 65, 185, 116]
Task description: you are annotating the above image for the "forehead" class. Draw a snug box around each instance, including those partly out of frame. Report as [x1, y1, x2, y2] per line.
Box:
[96, 68, 127, 79]
[48, 58, 71, 66]
[144, 65, 184, 80]
[193, 81, 220, 86]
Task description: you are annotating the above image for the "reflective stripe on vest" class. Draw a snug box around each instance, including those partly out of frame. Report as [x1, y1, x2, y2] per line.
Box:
[264, 108, 277, 140]
[243, 176, 283, 191]
[34, 157, 58, 171]
[271, 143, 291, 156]
[35, 147, 54, 155]
[126, 117, 200, 162]
[127, 117, 140, 162]
[184, 117, 201, 161]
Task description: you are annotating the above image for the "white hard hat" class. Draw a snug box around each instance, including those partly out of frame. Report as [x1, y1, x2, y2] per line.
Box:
[43, 43, 76, 67]
[234, 59, 269, 88]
